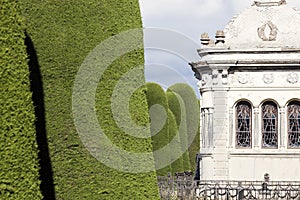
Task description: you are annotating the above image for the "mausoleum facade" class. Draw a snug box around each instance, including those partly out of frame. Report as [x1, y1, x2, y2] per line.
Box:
[191, 0, 300, 181]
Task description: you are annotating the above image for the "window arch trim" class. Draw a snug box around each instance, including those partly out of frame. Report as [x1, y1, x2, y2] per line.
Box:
[235, 100, 252, 148]
[261, 101, 278, 149]
[287, 100, 300, 149]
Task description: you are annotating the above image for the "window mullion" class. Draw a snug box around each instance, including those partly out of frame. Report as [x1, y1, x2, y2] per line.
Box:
[279, 107, 285, 149]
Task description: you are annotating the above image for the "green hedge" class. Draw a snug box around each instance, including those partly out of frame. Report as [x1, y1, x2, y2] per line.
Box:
[145, 83, 172, 175]
[0, 0, 42, 199]
[168, 109, 184, 174]
[146, 83, 191, 175]
[167, 84, 200, 173]
[19, 0, 159, 199]
[166, 90, 191, 172]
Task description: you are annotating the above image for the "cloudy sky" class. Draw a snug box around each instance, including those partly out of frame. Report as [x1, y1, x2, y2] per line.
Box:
[139, 0, 300, 97]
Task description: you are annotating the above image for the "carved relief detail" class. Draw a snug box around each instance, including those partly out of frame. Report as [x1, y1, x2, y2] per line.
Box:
[201, 74, 210, 86]
[287, 73, 299, 84]
[212, 70, 219, 85]
[198, 74, 211, 89]
[263, 74, 274, 84]
[238, 74, 250, 84]
[257, 21, 278, 41]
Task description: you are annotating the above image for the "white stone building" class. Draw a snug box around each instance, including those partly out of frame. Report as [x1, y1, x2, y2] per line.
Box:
[191, 0, 300, 181]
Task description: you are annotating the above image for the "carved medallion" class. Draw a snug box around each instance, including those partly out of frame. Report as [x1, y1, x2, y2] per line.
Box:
[287, 73, 299, 84]
[263, 74, 274, 84]
[257, 21, 278, 41]
[238, 74, 249, 84]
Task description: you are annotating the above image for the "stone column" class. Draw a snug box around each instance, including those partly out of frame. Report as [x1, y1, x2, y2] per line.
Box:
[208, 108, 214, 148]
[253, 107, 260, 149]
[229, 108, 234, 148]
[201, 109, 208, 148]
[279, 107, 286, 149]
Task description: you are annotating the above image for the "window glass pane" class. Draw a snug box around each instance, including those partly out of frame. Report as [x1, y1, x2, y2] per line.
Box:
[262, 102, 278, 148]
[236, 102, 251, 148]
[288, 102, 300, 148]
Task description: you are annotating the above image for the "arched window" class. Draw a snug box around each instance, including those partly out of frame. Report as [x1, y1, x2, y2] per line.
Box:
[236, 101, 252, 148]
[262, 101, 278, 148]
[287, 101, 300, 148]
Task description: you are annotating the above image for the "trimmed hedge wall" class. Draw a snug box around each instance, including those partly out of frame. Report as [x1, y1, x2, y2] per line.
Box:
[167, 83, 200, 174]
[168, 109, 184, 174]
[145, 83, 172, 175]
[166, 90, 191, 172]
[19, 0, 159, 199]
[0, 0, 42, 199]
[146, 83, 190, 175]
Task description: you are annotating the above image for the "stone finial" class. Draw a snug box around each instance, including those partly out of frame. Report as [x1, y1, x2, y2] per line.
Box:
[200, 33, 210, 45]
[215, 30, 225, 44]
[264, 173, 270, 182]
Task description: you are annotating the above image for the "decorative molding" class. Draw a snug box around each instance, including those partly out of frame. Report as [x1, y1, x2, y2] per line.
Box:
[257, 21, 278, 41]
[198, 74, 211, 89]
[238, 74, 249, 84]
[254, 0, 286, 7]
[263, 73, 274, 84]
[222, 69, 228, 85]
[212, 70, 218, 85]
[202, 74, 210, 86]
[287, 73, 299, 84]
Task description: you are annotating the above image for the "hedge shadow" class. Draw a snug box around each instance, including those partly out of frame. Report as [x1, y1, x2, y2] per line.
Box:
[25, 32, 56, 200]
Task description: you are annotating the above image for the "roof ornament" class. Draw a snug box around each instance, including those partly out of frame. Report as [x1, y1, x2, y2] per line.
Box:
[200, 33, 210, 46]
[215, 30, 225, 44]
[257, 21, 278, 41]
[253, 0, 286, 7]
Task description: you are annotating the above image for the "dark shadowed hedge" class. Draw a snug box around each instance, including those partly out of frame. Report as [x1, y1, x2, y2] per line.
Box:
[0, 0, 42, 199]
[19, 0, 159, 199]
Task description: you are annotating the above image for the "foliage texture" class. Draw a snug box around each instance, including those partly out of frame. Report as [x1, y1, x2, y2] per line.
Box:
[168, 83, 200, 174]
[166, 90, 191, 172]
[0, 0, 42, 199]
[19, 0, 160, 199]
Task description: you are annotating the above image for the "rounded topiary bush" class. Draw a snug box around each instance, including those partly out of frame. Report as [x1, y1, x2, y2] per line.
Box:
[19, 0, 160, 199]
[145, 83, 172, 175]
[166, 90, 190, 172]
[167, 83, 200, 173]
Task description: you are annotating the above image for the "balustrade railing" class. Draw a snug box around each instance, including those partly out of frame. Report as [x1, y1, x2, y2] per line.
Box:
[158, 173, 300, 200]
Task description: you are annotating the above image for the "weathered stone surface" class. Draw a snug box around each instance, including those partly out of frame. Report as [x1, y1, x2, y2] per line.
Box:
[193, 0, 300, 182]
[224, 1, 300, 49]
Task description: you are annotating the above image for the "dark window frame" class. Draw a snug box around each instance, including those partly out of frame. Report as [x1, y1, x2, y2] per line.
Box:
[261, 101, 278, 149]
[287, 101, 300, 149]
[236, 101, 252, 148]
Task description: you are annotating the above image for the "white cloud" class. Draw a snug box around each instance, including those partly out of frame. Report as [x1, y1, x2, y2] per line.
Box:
[140, 0, 300, 97]
[288, 0, 300, 8]
[230, 0, 252, 14]
[140, 0, 224, 19]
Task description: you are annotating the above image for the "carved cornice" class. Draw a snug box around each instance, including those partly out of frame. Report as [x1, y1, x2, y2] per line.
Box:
[253, 0, 286, 7]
